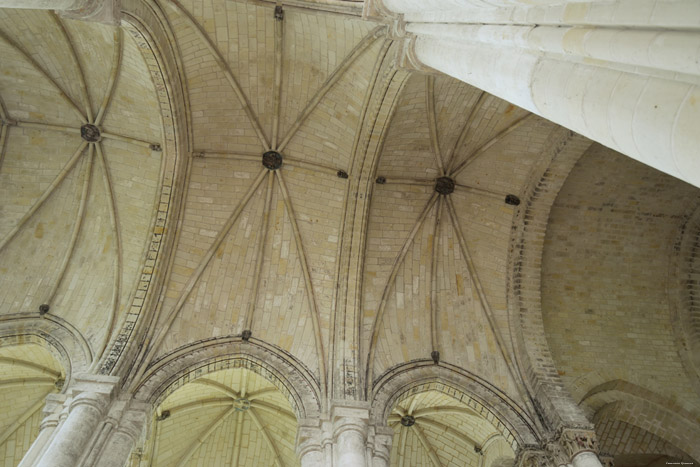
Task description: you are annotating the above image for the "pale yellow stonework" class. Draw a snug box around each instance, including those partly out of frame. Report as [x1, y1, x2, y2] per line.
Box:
[0, 1, 698, 466]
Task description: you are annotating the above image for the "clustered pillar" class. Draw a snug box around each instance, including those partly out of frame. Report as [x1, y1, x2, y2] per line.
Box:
[364, 0, 700, 188]
[19, 374, 148, 467]
[296, 404, 394, 467]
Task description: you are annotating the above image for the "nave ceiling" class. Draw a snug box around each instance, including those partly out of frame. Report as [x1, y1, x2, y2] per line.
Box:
[0, 0, 699, 466]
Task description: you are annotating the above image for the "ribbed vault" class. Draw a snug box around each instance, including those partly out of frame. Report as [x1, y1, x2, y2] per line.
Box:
[145, 367, 299, 467]
[0, 8, 164, 371]
[135, 0, 388, 401]
[4, 0, 699, 465]
[387, 389, 515, 467]
[363, 72, 559, 406]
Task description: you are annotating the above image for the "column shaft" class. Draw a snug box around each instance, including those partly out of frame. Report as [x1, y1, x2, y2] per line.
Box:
[98, 430, 137, 467]
[336, 428, 367, 467]
[372, 0, 700, 187]
[571, 452, 604, 467]
[379, 0, 700, 29]
[382, 0, 607, 13]
[35, 397, 104, 467]
[411, 35, 700, 187]
[372, 453, 390, 467]
[300, 449, 325, 467]
[17, 419, 57, 467]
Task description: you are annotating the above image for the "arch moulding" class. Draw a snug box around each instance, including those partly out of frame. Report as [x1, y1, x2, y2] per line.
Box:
[506, 127, 593, 431]
[132, 337, 322, 421]
[369, 360, 541, 449]
[97, 0, 191, 377]
[669, 203, 700, 395]
[0, 314, 93, 387]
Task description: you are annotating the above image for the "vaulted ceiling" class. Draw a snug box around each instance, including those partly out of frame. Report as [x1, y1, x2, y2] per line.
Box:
[0, 8, 163, 366]
[1, 0, 699, 466]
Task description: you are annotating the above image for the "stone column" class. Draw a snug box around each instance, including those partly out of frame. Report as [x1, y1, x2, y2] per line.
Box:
[299, 443, 325, 467]
[333, 406, 370, 467]
[367, 425, 393, 467]
[364, 0, 700, 188]
[297, 423, 326, 467]
[98, 408, 148, 467]
[17, 417, 58, 467]
[34, 374, 118, 467]
[381, 0, 608, 13]
[297, 404, 389, 466]
[560, 428, 604, 467]
[18, 394, 66, 467]
[0, 0, 120, 24]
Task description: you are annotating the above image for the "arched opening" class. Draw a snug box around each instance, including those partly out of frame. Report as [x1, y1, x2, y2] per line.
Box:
[0, 341, 65, 466]
[141, 366, 300, 467]
[370, 363, 540, 452]
[387, 387, 516, 467]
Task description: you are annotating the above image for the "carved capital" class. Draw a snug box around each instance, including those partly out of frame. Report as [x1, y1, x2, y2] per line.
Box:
[42, 393, 68, 419]
[362, 0, 395, 21]
[515, 448, 550, 467]
[331, 402, 370, 440]
[387, 17, 406, 40]
[295, 421, 324, 458]
[395, 35, 440, 74]
[560, 428, 599, 458]
[599, 453, 615, 467]
[546, 441, 570, 467]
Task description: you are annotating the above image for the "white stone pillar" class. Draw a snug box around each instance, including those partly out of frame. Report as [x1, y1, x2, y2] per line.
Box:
[333, 406, 370, 467]
[560, 428, 604, 467]
[35, 394, 106, 467]
[34, 374, 118, 467]
[299, 444, 325, 467]
[571, 452, 604, 467]
[366, 0, 700, 188]
[18, 394, 66, 467]
[297, 423, 326, 467]
[83, 401, 148, 467]
[367, 425, 392, 467]
[18, 416, 59, 467]
[105, 402, 148, 467]
[298, 405, 388, 466]
[382, 0, 607, 14]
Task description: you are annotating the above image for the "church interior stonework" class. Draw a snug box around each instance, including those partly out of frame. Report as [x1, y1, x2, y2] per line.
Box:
[0, 0, 699, 466]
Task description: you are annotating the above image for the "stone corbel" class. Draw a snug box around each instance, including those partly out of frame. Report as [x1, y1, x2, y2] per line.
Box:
[69, 373, 120, 400]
